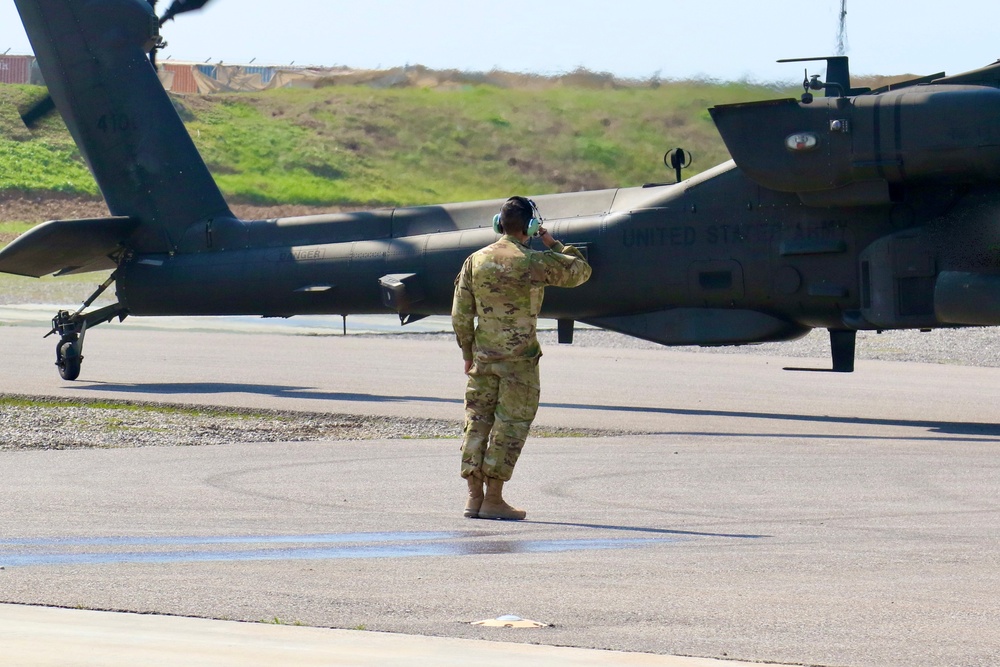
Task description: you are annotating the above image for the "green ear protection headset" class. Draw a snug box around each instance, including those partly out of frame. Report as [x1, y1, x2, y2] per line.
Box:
[493, 197, 542, 237]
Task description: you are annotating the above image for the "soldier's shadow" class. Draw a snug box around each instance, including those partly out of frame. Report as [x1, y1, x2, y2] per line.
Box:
[520, 520, 767, 540]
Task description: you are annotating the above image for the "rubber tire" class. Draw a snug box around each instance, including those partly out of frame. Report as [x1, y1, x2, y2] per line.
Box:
[57, 340, 82, 381]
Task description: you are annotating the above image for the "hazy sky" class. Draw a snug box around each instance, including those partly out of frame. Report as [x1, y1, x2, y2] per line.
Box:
[1, 1, 997, 83]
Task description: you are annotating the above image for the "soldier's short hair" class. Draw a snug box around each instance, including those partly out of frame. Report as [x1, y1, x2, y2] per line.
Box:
[499, 196, 533, 235]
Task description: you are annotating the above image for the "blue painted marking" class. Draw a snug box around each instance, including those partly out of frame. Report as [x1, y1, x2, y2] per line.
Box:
[0, 532, 458, 548]
[0, 532, 676, 568]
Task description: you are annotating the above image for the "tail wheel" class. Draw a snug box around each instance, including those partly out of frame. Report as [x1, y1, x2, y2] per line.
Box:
[57, 339, 82, 381]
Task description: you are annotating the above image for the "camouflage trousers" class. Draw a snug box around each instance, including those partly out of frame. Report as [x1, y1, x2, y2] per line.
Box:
[460, 357, 541, 482]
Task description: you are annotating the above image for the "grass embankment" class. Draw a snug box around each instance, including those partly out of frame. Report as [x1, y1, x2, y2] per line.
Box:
[0, 86, 98, 197]
[0, 221, 32, 238]
[1, 77, 799, 211]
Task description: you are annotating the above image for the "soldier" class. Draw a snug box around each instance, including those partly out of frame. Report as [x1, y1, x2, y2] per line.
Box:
[452, 196, 592, 520]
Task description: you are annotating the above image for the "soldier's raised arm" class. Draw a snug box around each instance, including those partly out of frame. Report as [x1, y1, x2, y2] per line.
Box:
[537, 227, 592, 288]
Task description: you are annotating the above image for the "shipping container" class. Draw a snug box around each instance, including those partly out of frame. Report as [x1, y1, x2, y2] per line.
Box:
[241, 65, 275, 85]
[0, 55, 35, 85]
[160, 62, 198, 94]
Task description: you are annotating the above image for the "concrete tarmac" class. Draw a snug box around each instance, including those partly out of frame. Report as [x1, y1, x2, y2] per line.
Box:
[1, 320, 999, 666]
[0, 603, 768, 666]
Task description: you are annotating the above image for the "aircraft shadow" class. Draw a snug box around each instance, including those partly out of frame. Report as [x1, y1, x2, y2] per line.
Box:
[74, 381, 1000, 438]
[542, 402, 1000, 438]
[75, 381, 460, 406]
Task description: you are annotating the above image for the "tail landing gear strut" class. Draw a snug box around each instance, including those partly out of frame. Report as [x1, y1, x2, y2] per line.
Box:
[45, 273, 128, 381]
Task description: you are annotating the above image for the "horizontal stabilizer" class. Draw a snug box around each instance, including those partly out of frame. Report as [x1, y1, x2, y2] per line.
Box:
[0, 217, 138, 277]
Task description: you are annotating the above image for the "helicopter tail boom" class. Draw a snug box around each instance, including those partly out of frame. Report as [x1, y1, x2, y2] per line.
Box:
[13, 0, 236, 256]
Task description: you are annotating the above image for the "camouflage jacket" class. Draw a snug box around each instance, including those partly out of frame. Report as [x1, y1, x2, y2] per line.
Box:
[452, 235, 592, 363]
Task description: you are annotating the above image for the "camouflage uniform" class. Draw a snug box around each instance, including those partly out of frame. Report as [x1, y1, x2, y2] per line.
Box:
[452, 235, 592, 481]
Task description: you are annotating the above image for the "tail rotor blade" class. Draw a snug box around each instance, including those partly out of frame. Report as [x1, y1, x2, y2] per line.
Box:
[159, 0, 214, 25]
[20, 95, 56, 128]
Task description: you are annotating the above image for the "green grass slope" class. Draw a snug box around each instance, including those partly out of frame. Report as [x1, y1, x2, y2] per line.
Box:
[1, 76, 799, 210]
[0, 85, 99, 197]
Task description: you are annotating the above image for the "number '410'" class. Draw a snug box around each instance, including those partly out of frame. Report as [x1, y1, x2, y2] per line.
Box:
[97, 114, 135, 132]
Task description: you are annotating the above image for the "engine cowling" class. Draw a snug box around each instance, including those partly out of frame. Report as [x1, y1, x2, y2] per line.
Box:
[710, 84, 1000, 207]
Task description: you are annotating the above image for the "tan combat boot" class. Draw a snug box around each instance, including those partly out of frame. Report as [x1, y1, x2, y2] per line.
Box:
[479, 478, 526, 521]
[464, 473, 485, 518]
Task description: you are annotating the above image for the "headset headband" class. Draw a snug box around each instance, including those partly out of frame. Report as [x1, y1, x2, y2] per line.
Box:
[493, 197, 542, 236]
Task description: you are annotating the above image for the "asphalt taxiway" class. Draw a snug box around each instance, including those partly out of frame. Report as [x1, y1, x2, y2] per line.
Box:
[0, 321, 998, 666]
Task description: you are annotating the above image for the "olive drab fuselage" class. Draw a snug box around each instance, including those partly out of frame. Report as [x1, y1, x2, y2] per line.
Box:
[4, 0, 1000, 380]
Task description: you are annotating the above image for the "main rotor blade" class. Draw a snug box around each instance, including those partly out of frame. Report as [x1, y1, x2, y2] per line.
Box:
[20, 95, 56, 128]
[159, 0, 214, 25]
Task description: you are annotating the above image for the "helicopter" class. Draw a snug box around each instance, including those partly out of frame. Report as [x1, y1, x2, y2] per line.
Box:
[2, 0, 999, 381]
